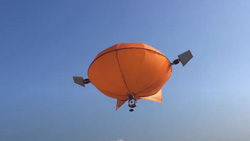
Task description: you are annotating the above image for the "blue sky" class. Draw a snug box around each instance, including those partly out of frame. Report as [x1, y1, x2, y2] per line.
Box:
[1, 0, 250, 141]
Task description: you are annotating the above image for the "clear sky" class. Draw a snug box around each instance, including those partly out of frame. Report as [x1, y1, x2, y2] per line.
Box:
[1, 0, 250, 141]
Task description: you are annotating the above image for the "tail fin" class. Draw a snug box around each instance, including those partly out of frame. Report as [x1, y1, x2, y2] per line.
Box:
[73, 76, 85, 87]
[140, 89, 162, 102]
[178, 50, 193, 66]
[116, 99, 127, 110]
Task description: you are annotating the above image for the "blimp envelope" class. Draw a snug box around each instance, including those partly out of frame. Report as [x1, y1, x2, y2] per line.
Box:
[88, 43, 172, 103]
[73, 43, 193, 111]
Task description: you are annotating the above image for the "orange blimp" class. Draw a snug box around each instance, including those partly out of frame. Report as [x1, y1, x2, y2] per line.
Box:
[73, 43, 193, 112]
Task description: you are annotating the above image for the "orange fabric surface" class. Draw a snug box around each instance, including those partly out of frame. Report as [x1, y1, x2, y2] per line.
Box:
[88, 43, 172, 100]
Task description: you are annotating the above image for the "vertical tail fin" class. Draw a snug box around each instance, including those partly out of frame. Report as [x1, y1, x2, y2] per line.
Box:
[140, 89, 162, 103]
[116, 99, 127, 110]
